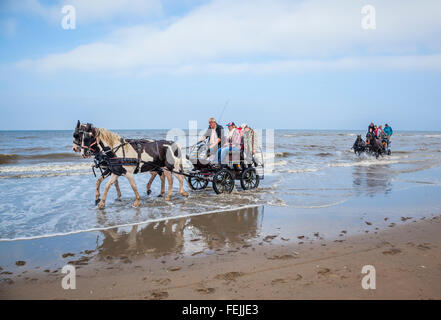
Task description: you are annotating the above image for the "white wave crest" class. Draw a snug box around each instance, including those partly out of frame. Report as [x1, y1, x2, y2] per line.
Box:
[0, 162, 91, 174]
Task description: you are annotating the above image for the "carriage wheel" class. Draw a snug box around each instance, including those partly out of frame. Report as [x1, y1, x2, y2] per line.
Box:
[240, 168, 260, 190]
[387, 149, 391, 156]
[212, 169, 235, 194]
[188, 176, 208, 190]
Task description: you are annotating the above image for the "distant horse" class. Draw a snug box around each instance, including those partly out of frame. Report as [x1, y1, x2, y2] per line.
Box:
[80, 124, 188, 208]
[365, 132, 384, 158]
[352, 135, 366, 155]
[73, 121, 165, 205]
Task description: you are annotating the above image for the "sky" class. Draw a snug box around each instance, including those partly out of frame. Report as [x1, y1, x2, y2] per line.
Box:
[0, 0, 440, 131]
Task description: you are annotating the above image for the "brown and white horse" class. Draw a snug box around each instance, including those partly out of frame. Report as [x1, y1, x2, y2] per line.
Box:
[73, 121, 165, 204]
[80, 125, 188, 208]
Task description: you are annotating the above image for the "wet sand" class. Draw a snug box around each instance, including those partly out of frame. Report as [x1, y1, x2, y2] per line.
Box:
[1, 209, 440, 300]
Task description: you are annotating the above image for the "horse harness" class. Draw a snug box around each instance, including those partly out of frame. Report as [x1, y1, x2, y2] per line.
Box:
[92, 138, 165, 178]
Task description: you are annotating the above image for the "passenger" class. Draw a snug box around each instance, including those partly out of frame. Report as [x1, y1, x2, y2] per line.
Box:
[377, 125, 383, 139]
[384, 123, 393, 146]
[200, 117, 224, 163]
[368, 122, 375, 133]
[374, 125, 379, 137]
[384, 123, 393, 137]
[218, 122, 241, 164]
[241, 123, 258, 160]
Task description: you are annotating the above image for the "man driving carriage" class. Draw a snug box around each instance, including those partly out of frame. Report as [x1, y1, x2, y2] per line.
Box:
[200, 117, 225, 163]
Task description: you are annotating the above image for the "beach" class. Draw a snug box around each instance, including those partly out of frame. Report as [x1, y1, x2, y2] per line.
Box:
[1, 209, 440, 299]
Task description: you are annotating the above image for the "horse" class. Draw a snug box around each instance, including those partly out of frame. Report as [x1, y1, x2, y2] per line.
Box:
[352, 135, 366, 155]
[73, 121, 165, 204]
[365, 132, 384, 158]
[80, 124, 188, 208]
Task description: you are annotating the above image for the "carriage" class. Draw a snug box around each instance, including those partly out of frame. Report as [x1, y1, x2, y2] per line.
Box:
[185, 138, 264, 194]
[352, 134, 391, 157]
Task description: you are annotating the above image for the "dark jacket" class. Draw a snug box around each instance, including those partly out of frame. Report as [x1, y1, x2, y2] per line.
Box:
[204, 125, 225, 148]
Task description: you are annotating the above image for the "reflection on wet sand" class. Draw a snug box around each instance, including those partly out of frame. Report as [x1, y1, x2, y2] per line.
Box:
[96, 206, 263, 260]
[352, 165, 394, 196]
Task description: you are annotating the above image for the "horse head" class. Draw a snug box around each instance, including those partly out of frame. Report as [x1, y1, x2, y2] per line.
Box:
[72, 120, 86, 152]
[80, 123, 99, 158]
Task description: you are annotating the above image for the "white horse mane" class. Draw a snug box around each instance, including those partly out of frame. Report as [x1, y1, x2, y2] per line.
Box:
[97, 128, 131, 153]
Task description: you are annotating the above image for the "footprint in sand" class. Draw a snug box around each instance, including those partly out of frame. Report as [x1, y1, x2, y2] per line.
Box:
[382, 248, 402, 255]
[263, 235, 278, 242]
[417, 244, 431, 251]
[267, 254, 297, 260]
[196, 287, 216, 294]
[148, 291, 169, 300]
[153, 278, 171, 286]
[317, 267, 331, 276]
[271, 278, 287, 285]
[167, 266, 181, 272]
[215, 271, 245, 282]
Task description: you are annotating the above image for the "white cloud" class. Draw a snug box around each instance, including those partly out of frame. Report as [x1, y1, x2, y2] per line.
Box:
[15, 0, 441, 74]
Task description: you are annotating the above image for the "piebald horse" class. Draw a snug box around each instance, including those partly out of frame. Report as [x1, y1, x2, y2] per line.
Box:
[81, 125, 188, 208]
[72, 121, 165, 204]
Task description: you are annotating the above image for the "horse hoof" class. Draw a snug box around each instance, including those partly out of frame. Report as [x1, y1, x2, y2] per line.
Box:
[115, 198, 122, 202]
[181, 192, 189, 197]
[157, 194, 163, 198]
[133, 201, 140, 207]
[98, 202, 105, 209]
[95, 199, 100, 206]
[147, 190, 152, 195]
[165, 196, 171, 201]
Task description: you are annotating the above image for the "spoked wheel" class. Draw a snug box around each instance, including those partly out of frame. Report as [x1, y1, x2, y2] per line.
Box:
[188, 176, 209, 190]
[212, 169, 235, 194]
[240, 167, 260, 190]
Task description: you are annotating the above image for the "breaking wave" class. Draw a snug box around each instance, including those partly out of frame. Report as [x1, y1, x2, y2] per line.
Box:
[0, 152, 80, 164]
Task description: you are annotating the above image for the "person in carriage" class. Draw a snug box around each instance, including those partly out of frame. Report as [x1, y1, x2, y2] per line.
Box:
[218, 122, 242, 165]
[200, 117, 225, 164]
[241, 123, 258, 164]
[384, 123, 393, 147]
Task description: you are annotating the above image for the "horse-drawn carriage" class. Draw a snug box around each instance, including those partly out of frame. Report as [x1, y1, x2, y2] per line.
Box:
[352, 133, 391, 158]
[185, 138, 264, 194]
[73, 121, 264, 208]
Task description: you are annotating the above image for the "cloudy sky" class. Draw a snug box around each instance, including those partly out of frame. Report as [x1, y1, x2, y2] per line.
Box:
[0, 0, 440, 130]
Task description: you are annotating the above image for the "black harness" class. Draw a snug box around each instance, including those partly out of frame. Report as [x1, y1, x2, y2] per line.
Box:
[91, 139, 166, 178]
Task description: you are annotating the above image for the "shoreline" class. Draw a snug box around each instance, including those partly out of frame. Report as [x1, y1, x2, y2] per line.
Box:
[1, 212, 440, 299]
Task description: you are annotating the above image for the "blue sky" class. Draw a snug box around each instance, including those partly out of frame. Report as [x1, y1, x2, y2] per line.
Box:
[1, 0, 441, 131]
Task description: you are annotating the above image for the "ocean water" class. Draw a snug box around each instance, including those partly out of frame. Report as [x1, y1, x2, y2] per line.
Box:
[1, 129, 441, 241]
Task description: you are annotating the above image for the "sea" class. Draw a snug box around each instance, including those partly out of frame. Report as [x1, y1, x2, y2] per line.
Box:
[1, 129, 441, 241]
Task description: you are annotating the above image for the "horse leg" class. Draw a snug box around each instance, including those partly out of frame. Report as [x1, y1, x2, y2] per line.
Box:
[114, 178, 122, 201]
[126, 173, 141, 207]
[99, 174, 118, 208]
[159, 172, 165, 197]
[164, 169, 173, 201]
[146, 172, 157, 195]
[173, 171, 188, 197]
[95, 176, 104, 205]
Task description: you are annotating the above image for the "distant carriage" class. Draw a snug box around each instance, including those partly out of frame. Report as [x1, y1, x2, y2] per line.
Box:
[352, 133, 391, 158]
